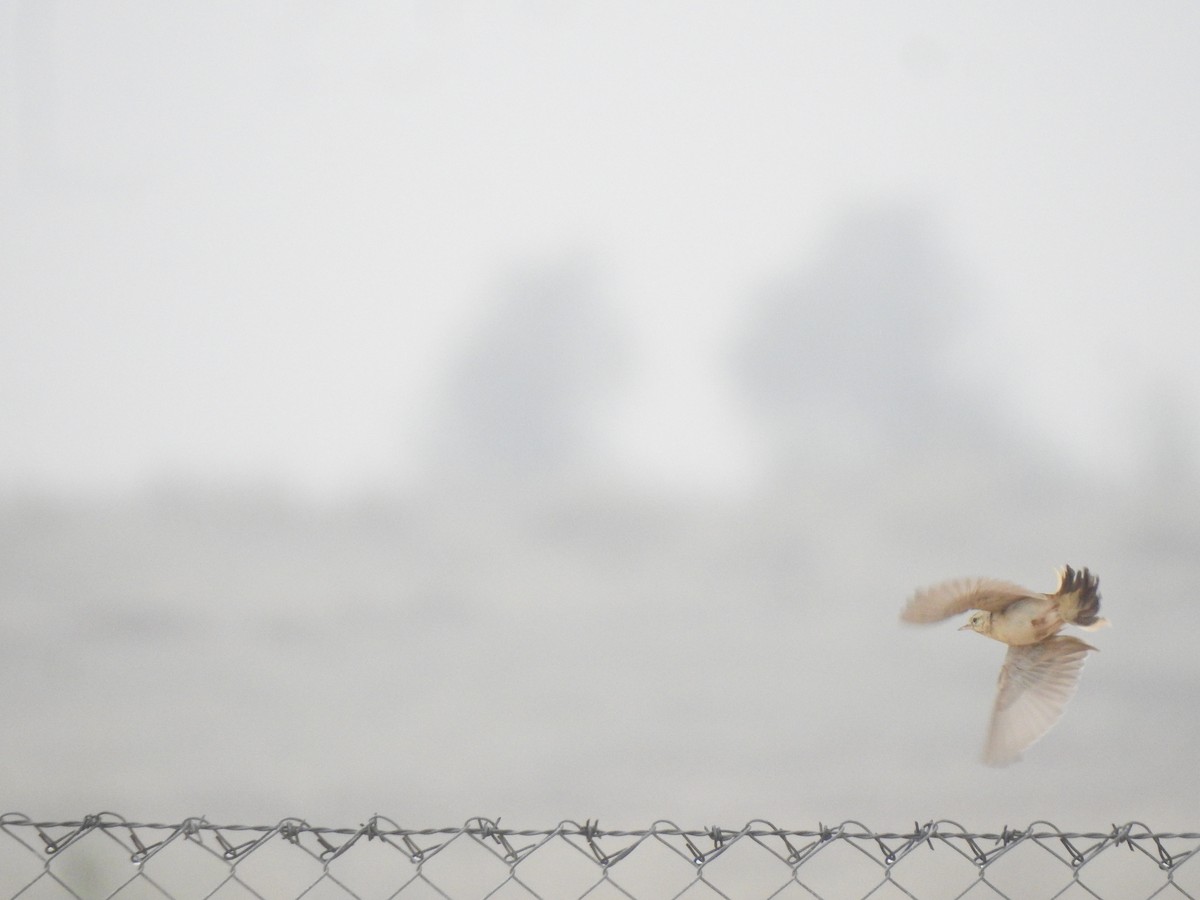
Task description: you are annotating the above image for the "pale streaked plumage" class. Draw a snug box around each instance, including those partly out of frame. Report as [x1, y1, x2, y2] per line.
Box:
[902, 565, 1108, 766]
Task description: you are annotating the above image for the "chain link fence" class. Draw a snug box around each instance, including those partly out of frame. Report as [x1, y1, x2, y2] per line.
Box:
[2, 814, 1198, 900]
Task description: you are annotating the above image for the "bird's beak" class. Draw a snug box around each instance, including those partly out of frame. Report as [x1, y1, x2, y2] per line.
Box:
[958, 622, 973, 631]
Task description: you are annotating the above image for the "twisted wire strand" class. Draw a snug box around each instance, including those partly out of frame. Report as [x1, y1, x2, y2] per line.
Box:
[5, 814, 1199, 841]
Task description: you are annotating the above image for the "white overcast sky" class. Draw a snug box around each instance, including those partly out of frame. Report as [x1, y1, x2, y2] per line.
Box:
[2, 2, 1199, 495]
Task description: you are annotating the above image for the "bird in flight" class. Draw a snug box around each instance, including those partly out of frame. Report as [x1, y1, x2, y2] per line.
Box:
[901, 565, 1108, 766]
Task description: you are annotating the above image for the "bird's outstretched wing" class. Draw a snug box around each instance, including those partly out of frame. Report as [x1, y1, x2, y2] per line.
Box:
[983, 636, 1096, 767]
[900, 578, 1035, 624]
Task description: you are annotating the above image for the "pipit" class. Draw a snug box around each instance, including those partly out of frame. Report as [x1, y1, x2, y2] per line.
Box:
[901, 565, 1109, 766]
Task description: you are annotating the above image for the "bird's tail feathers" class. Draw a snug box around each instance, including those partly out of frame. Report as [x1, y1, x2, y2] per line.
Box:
[1056, 564, 1105, 627]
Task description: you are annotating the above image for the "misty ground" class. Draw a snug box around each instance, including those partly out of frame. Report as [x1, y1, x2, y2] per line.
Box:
[4, 440, 1197, 833]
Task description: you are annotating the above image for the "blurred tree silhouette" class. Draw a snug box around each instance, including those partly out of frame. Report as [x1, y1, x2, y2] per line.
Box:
[424, 260, 623, 492]
[735, 205, 973, 472]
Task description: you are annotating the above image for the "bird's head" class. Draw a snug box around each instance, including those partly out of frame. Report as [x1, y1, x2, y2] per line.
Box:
[959, 611, 991, 635]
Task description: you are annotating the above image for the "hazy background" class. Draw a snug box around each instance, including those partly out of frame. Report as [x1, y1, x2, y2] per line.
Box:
[3, 2, 1199, 833]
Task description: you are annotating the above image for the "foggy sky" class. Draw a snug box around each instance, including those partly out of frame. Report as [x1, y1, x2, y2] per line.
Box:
[2, 3, 1199, 496]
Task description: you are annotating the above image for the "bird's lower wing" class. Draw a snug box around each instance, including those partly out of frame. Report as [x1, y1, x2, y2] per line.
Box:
[983, 636, 1096, 767]
[901, 578, 1036, 623]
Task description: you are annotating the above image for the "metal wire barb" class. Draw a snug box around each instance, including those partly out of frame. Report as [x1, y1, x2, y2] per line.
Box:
[2, 813, 1198, 899]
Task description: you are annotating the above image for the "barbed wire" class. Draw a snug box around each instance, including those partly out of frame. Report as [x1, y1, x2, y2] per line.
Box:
[3, 813, 1198, 899]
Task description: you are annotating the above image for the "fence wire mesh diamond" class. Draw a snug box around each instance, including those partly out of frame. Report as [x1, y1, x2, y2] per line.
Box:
[2, 815, 1198, 900]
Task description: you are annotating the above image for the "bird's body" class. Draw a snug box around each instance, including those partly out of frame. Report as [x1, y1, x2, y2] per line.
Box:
[901, 565, 1108, 766]
[967, 596, 1060, 645]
